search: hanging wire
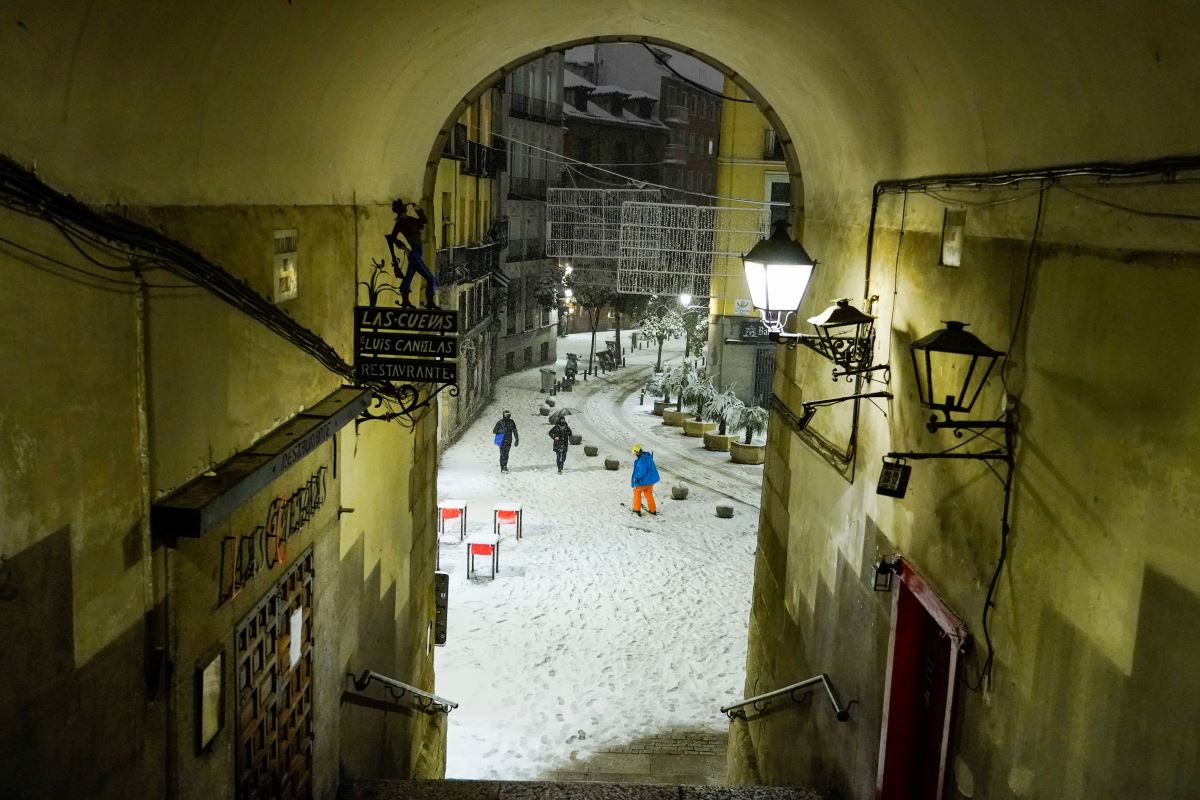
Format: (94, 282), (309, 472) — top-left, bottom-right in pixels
(462, 119), (775, 207)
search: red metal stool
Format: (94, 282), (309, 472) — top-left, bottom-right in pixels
(466, 534), (500, 579)
(493, 503), (523, 540)
(438, 499), (468, 542)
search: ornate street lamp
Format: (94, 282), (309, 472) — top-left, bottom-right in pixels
(797, 298), (888, 380)
(743, 220), (816, 333)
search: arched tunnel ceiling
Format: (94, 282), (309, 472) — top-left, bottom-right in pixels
(3, 1), (1198, 214)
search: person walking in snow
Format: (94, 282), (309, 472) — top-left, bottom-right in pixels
(548, 417), (572, 474)
(629, 444), (660, 516)
(493, 411), (519, 473)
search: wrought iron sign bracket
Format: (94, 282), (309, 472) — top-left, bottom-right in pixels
(355, 381), (459, 429)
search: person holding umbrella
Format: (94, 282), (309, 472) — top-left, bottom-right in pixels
(629, 444), (660, 516)
(548, 414), (573, 474)
(492, 410), (519, 473)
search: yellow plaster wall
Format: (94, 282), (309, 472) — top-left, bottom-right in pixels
(4, 2), (1200, 797)
(735, 186), (1200, 798)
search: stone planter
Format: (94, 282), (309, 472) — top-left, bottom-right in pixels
(539, 406), (550, 416)
(651, 400), (671, 416)
(682, 419), (716, 438)
(569, 434), (583, 446)
(703, 432), (736, 452)
(584, 445), (599, 457)
(671, 483), (689, 500)
(716, 505), (734, 518)
(661, 409), (690, 427)
(730, 441), (766, 465)
(604, 458), (620, 470)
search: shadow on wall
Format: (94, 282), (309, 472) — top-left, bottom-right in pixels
(731, 515), (895, 798)
(338, 535), (407, 780)
(1004, 567), (1200, 799)
(0, 526), (166, 798)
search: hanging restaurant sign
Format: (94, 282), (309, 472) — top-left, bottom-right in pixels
(353, 306), (459, 384)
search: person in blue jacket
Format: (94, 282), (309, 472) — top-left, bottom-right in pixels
(630, 444), (660, 516)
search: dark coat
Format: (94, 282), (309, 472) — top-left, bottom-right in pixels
(548, 421), (572, 452)
(493, 417), (519, 446)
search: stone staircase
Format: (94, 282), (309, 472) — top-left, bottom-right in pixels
(342, 779), (823, 800)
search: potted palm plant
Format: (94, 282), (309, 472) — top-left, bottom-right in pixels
(645, 373), (671, 416)
(730, 404), (769, 464)
(661, 363), (693, 427)
(681, 378), (718, 437)
(702, 389), (743, 452)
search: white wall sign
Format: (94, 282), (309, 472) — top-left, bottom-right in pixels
(733, 298), (755, 316)
(273, 228), (299, 303)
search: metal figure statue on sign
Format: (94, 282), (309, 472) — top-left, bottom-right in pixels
(385, 198), (440, 309)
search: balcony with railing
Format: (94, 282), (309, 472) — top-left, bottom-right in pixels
(510, 92), (564, 123)
(435, 239), (503, 286)
(663, 104), (688, 125)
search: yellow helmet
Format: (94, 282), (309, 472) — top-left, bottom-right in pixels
(631, 444), (642, 455)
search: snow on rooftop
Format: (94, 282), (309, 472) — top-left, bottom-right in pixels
(436, 332), (760, 780)
(563, 71), (594, 89)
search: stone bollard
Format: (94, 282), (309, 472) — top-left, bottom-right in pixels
(547, 399), (556, 407)
(584, 445), (599, 457)
(539, 406), (551, 416)
(569, 434), (583, 445)
(604, 458), (620, 470)
(671, 483), (689, 500)
(716, 505), (734, 518)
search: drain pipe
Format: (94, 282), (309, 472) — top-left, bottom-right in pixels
(133, 275), (176, 797)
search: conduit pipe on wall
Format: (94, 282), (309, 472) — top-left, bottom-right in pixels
(861, 154), (1200, 299)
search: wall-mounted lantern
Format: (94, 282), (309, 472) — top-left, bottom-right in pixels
(882, 319), (1015, 493)
(743, 220), (816, 333)
(910, 321), (1003, 431)
(876, 456), (912, 498)
(872, 556), (902, 592)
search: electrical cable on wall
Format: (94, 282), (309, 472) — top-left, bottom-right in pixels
(0, 155), (381, 397)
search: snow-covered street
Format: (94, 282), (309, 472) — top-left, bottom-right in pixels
(434, 332), (764, 781)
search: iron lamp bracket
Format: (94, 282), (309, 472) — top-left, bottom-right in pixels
(771, 331), (890, 383)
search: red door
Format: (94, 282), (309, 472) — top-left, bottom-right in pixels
(876, 560), (967, 800)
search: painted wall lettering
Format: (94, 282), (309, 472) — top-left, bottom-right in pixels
(218, 466), (328, 605)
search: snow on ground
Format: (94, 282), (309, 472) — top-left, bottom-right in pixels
(435, 332), (765, 780)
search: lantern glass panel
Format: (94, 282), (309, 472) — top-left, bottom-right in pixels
(912, 347), (998, 413)
(745, 260), (814, 314)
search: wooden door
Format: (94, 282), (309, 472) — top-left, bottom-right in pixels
(876, 560), (966, 800)
(236, 547), (314, 800)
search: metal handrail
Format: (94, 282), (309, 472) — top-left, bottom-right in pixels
(721, 674), (852, 722)
(348, 670), (458, 715)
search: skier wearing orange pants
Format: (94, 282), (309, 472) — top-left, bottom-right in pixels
(630, 445), (660, 516)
